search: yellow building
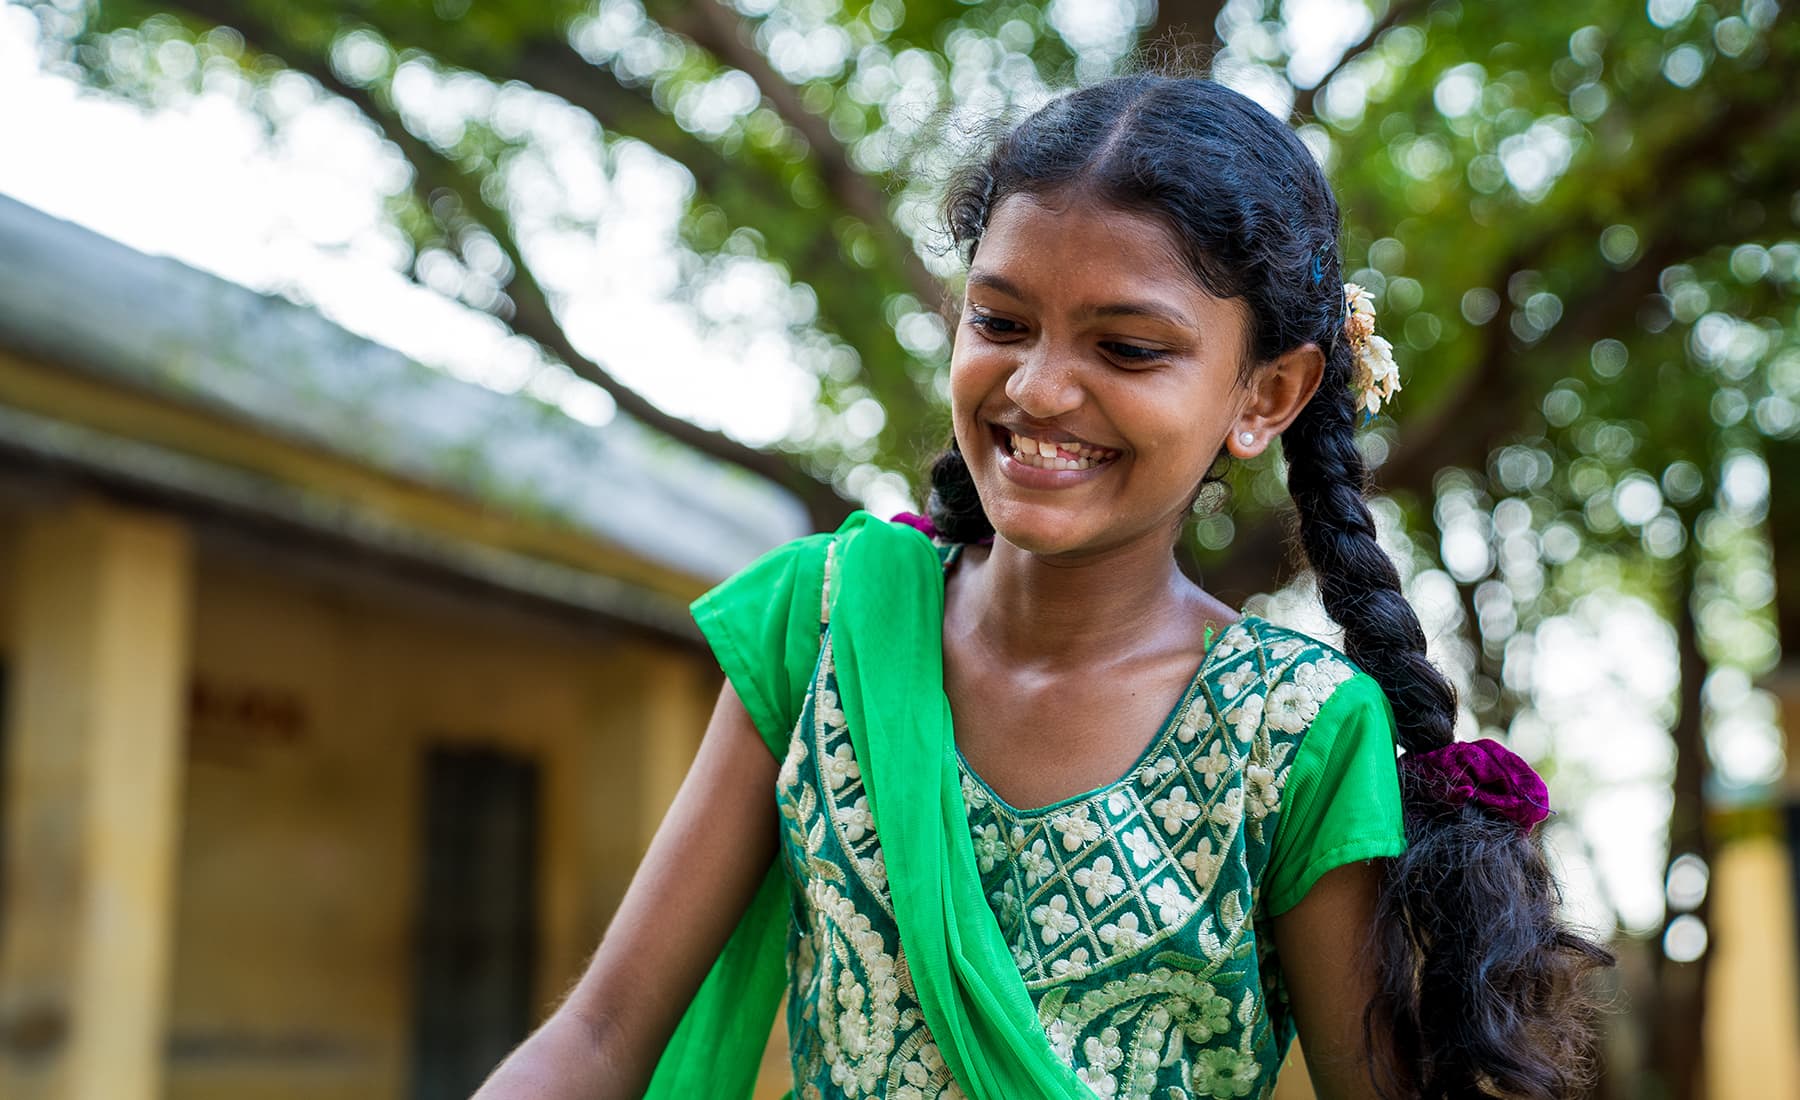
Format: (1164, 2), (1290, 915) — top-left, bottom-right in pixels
(5, 192), (1798, 1100)
(0, 195), (807, 1100)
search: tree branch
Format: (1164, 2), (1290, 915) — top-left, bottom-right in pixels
(159, 0), (855, 524)
(647, 0), (946, 311)
(514, 34), (942, 467)
(1207, 75), (1800, 602)
(1292, 0), (1427, 120)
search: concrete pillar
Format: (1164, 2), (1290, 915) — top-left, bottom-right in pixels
(568, 644), (710, 944)
(585, 645), (710, 854)
(1704, 834), (1800, 1100)
(0, 500), (193, 1100)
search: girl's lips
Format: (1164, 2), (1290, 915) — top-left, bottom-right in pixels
(988, 424), (1119, 489)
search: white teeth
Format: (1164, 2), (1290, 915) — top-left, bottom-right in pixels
(1006, 430), (1116, 471)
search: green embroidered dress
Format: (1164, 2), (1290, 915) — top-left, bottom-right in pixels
(692, 524), (1406, 1100)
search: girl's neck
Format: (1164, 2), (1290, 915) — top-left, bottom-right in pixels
(952, 529), (1207, 669)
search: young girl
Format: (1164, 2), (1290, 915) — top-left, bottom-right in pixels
(474, 74), (1609, 1100)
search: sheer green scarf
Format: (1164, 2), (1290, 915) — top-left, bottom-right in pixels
(647, 511), (1092, 1099)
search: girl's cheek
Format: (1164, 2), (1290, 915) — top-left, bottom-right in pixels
(948, 347), (1010, 414)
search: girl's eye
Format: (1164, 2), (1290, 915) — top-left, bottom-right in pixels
(1103, 341), (1168, 365)
(965, 311), (1024, 337)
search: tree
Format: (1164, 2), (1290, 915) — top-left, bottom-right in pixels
(24, 2), (1800, 1091)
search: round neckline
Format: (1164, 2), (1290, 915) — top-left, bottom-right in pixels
(954, 610), (1261, 819)
(926, 535), (1258, 817)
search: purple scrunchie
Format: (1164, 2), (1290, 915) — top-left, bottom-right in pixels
(889, 511), (995, 545)
(889, 511), (939, 537)
(1400, 738), (1550, 831)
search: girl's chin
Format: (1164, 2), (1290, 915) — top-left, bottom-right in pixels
(979, 490), (1190, 561)
(982, 501), (1110, 556)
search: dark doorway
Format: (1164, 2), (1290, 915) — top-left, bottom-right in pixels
(409, 743), (541, 1100)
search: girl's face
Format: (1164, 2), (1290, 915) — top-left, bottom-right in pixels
(950, 192), (1271, 560)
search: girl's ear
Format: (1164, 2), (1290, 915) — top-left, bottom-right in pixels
(1230, 343), (1326, 454)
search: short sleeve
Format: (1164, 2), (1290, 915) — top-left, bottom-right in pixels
(690, 533), (834, 758)
(1263, 672), (1407, 916)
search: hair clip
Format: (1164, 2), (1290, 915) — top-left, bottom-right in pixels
(1342, 282), (1400, 426)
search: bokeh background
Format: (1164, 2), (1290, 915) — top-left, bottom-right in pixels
(0, 1), (1795, 1098)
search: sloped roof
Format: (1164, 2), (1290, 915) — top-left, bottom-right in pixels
(0, 194), (811, 593)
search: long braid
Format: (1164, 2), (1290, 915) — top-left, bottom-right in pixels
(1284, 343), (1613, 1100)
(933, 71), (1614, 1099)
(1283, 339), (1456, 755)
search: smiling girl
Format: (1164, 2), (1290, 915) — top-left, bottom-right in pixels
(473, 74), (1610, 1100)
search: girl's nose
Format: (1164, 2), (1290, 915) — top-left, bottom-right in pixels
(1003, 346), (1083, 420)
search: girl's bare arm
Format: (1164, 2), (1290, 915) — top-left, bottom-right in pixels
(472, 679), (780, 1099)
(1268, 860), (1392, 1100)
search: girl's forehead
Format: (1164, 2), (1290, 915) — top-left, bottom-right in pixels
(983, 191), (1182, 254)
(970, 193), (1233, 319)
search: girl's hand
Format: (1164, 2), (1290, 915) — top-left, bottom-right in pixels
(471, 679), (780, 1099)
(1269, 860), (1393, 1100)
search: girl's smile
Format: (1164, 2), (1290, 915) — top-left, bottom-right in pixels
(949, 191), (1262, 559)
(992, 424), (1122, 487)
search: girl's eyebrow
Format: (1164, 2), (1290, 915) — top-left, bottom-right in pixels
(967, 269), (1194, 332)
(966, 270), (1029, 300)
(1081, 299), (1193, 331)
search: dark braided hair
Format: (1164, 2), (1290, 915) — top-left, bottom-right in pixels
(929, 74), (1612, 1099)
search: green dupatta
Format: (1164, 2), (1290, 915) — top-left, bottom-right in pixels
(646, 511), (1093, 1099)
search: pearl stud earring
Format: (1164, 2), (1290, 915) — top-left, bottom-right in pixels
(1238, 432), (1254, 446)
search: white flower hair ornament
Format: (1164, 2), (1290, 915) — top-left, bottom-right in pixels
(1341, 282), (1401, 426)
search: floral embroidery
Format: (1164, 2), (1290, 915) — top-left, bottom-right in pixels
(1218, 662), (1258, 700)
(1032, 894), (1080, 945)
(837, 795), (874, 842)
(1097, 911), (1145, 950)
(1175, 703), (1215, 743)
(1045, 1017), (1079, 1063)
(1294, 657), (1355, 703)
(1121, 827), (1161, 869)
(817, 687), (847, 731)
(778, 603), (1391, 1100)
(1145, 879), (1195, 925)
(1191, 1047), (1259, 1098)
(1183, 987), (1235, 1040)
(1245, 765), (1282, 822)
(1051, 947), (1093, 978)
(1137, 755), (1179, 786)
(1051, 806), (1102, 853)
(1076, 1027), (1125, 1097)
(1228, 693), (1265, 743)
(779, 734), (808, 791)
(1151, 786), (1203, 835)
(971, 822), (1004, 873)
(1195, 743), (1230, 788)
(890, 1037), (966, 1100)
(1182, 837), (1225, 886)
(1073, 855), (1126, 906)
(990, 880), (1023, 933)
(859, 851), (889, 892)
(1210, 787), (1245, 831)
(823, 743), (861, 789)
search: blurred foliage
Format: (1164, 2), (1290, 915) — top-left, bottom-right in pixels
(20, 0), (1796, 555)
(18, 1), (1800, 1093)
(23, 0), (1800, 856)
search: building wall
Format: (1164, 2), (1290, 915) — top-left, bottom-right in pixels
(0, 521), (15, 661)
(158, 544), (712, 1100)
